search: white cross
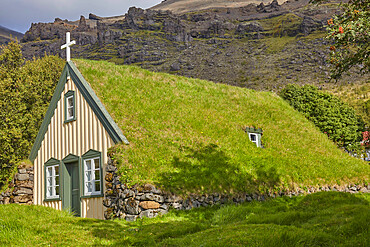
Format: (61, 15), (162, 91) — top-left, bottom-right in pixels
(61, 32), (76, 62)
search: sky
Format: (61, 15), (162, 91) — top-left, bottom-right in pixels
(0, 0), (163, 33)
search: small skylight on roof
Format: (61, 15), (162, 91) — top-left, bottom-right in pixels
(245, 126), (263, 148)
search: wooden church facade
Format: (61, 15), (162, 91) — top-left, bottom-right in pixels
(29, 61), (128, 219)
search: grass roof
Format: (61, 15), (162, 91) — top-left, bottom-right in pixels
(74, 59), (369, 194)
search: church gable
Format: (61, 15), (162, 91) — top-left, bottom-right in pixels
(29, 61), (128, 162)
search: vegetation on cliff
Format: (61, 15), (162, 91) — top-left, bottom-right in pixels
(75, 59), (368, 195)
(0, 42), (64, 189)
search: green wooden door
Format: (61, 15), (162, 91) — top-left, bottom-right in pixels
(64, 162), (81, 217)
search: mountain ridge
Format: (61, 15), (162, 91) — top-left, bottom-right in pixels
(17, 0), (366, 94)
(151, 0), (289, 14)
(0, 25), (24, 44)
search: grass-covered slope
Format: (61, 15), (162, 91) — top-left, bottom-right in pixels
(74, 59), (369, 194)
(0, 192), (369, 246)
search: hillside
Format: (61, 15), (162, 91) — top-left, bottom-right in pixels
(20, 0), (367, 93)
(0, 26), (23, 44)
(0, 192), (369, 246)
(151, 0), (288, 14)
(74, 59), (368, 194)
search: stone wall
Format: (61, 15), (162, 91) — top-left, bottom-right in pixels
(103, 157), (370, 221)
(0, 164), (34, 205)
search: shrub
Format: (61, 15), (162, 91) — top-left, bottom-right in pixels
(280, 84), (364, 147)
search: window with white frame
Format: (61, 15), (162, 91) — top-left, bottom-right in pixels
(249, 133), (259, 147)
(46, 165), (60, 199)
(66, 95), (74, 120)
(84, 157), (101, 195)
(64, 91), (75, 122)
(246, 126), (263, 148)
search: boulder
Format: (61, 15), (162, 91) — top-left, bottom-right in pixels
(4, 197), (10, 204)
(105, 173), (113, 182)
(125, 198), (140, 215)
(15, 180), (33, 189)
(13, 195), (32, 203)
(121, 189), (135, 199)
(17, 173), (29, 181)
(106, 164), (117, 172)
(139, 201), (160, 209)
(140, 193), (164, 203)
(172, 202), (183, 209)
(142, 184), (162, 194)
(17, 168), (27, 174)
(139, 209), (167, 218)
(13, 187), (33, 195)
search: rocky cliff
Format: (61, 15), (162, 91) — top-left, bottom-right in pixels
(151, 0), (288, 14)
(19, 0), (365, 91)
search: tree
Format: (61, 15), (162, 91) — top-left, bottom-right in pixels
(312, 0), (369, 79)
(280, 84), (364, 147)
(0, 41), (64, 188)
(362, 131), (369, 148)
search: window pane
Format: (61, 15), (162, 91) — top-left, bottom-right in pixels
(95, 181), (100, 192)
(55, 175), (59, 186)
(55, 166), (59, 175)
(86, 171), (92, 181)
(68, 97), (73, 107)
(55, 186), (59, 196)
(250, 134), (256, 142)
(47, 187), (52, 197)
(68, 108), (73, 118)
(47, 167), (52, 177)
(86, 182), (92, 193)
(95, 170), (100, 181)
(85, 160), (91, 171)
(47, 177), (52, 187)
(94, 158), (100, 170)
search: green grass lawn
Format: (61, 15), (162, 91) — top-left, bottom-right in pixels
(0, 192), (368, 246)
(74, 59), (369, 195)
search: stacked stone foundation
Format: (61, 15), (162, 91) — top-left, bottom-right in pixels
(0, 164), (34, 205)
(103, 157), (369, 221)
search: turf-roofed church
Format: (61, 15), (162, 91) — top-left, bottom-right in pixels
(29, 33), (128, 219)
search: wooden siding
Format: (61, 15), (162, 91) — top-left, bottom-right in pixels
(33, 77), (115, 219)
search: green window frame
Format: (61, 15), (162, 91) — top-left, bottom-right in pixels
(81, 150), (103, 198)
(64, 90), (76, 123)
(44, 158), (61, 201)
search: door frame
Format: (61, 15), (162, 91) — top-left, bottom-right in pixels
(61, 154), (82, 216)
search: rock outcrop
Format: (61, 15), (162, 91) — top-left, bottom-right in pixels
(19, 0), (362, 91)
